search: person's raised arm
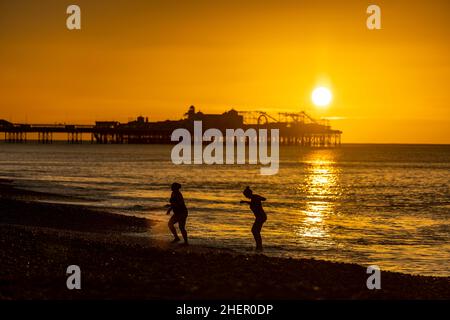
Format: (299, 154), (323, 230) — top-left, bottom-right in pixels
(257, 195), (266, 201)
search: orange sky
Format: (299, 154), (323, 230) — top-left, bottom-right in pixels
(0, 0), (449, 143)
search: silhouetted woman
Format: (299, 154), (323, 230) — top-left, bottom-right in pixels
(166, 182), (188, 245)
(240, 186), (267, 251)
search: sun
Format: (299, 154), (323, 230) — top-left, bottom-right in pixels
(312, 87), (332, 107)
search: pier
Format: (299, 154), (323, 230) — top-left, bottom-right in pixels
(0, 106), (342, 147)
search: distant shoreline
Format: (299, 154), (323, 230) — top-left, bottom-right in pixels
(0, 181), (449, 300)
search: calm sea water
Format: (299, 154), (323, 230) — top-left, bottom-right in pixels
(0, 143), (449, 276)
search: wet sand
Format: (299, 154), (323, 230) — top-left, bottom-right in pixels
(0, 182), (449, 300)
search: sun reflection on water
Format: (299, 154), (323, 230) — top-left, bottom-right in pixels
(296, 150), (340, 244)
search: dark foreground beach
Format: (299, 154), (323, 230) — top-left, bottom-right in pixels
(0, 181), (448, 300)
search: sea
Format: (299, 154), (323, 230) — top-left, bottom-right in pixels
(0, 143), (449, 276)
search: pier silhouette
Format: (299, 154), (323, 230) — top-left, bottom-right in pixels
(0, 106), (342, 146)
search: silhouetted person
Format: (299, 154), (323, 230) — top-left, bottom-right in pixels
(240, 186), (267, 251)
(166, 182), (188, 245)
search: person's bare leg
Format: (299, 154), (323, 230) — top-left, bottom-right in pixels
(252, 221), (263, 251)
(179, 218), (188, 245)
(168, 216), (180, 242)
